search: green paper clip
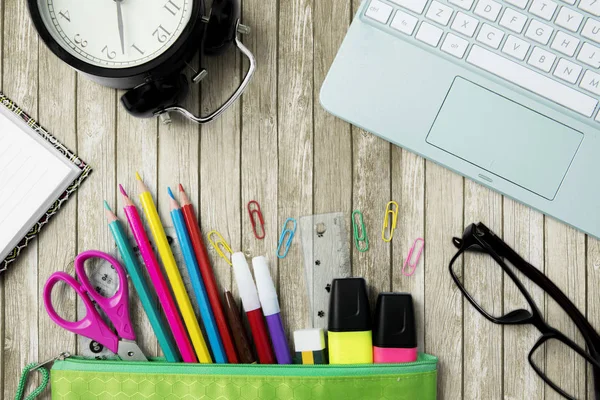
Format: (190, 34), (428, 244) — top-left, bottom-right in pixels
(352, 210), (369, 253)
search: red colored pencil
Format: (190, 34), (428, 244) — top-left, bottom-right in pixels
(178, 184), (240, 363)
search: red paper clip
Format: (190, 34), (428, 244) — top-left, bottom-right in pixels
(247, 200), (265, 239)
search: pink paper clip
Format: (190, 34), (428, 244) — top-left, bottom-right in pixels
(402, 238), (424, 277)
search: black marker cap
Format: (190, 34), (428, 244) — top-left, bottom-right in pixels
(328, 278), (371, 332)
(373, 293), (417, 348)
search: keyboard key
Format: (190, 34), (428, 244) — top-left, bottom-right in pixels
(391, 10), (419, 34)
(506, 0), (529, 9)
(426, 1), (454, 25)
(529, 0), (558, 20)
(577, 42), (600, 68)
(551, 31), (580, 56)
(466, 45), (597, 116)
(365, 0), (393, 23)
(474, 0), (503, 20)
(595, 110), (600, 122)
(579, 0), (600, 16)
(390, 0), (429, 14)
(582, 18), (600, 44)
(560, 0), (576, 5)
(580, 70), (600, 95)
(416, 21), (444, 46)
(525, 19), (554, 44)
(477, 23), (505, 48)
(528, 46), (557, 71)
(502, 35), (530, 59)
(451, 11), (480, 36)
(555, 7), (584, 32)
(553, 58), (583, 83)
(441, 33), (470, 57)
(449, 0), (475, 10)
(500, 8), (528, 33)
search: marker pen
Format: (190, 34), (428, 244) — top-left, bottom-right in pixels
(373, 293), (417, 363)
(231, 252), (276, 364)
(328, 278), (373, 364)
(252, 256), (292, 364)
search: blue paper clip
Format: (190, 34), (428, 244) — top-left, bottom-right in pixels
(277, 218), (297, 259)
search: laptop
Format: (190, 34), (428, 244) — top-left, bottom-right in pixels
(321, 0), (600, 238)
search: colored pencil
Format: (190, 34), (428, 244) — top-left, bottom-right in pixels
(119, 186), (197, 363)
(224, 291), (256, 364)
(168, 188), (227, 363)
(135, 172), (212, 363)
(103, 201), (180, 362)
(179, 184), (239, 363)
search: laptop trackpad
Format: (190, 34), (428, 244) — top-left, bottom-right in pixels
(426, 77), (583, 200)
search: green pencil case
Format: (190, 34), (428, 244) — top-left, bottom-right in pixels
(50, 353), (438, 399)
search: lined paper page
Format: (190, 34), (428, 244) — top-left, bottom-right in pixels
(0, 112), (75, 261)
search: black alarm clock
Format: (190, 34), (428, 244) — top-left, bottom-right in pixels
(27, 0), (255, 124)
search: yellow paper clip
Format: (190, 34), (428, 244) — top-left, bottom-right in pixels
(207, 230), (233, 266)
(381, 201), (399, 242)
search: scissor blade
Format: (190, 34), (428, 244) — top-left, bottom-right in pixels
(117, 340), (148, 362)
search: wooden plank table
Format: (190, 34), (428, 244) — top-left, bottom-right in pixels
(1, 0), (598, 398)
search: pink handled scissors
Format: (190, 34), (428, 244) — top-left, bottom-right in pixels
(43, 250), (148, 361)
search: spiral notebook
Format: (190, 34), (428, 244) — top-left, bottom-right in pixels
(0, 93), (91, 273)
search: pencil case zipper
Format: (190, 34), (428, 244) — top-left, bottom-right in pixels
(52, 353), (438, 377)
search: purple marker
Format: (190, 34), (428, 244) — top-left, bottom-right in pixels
(252, 256), (292, 364)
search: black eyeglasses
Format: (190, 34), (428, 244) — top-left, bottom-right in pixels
(449, 222), (600, 400)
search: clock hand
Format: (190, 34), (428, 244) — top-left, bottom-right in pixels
(115, 0), (125, 55)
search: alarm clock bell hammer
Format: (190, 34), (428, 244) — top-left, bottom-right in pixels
(27, 0), (255, 126)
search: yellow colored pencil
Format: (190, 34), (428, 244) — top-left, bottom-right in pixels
(135, 172), (212, 363)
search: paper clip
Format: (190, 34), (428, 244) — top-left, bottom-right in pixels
(276, 218), (297, 259)
(352, 210), (369, 252)
(402, 238), (424, 276)
(207, 230), (233, 266)
(247, 200), (265, 240)
(381, 201), (399, 242)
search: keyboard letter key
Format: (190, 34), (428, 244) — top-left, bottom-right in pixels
(426, 1), (454, 25)
(555, 7), (583, 32)
(451, 11), (480, 37)
(390, 0), (429, 14)
(577, 42), (600, 68)
(466, 45), (597, 117)
(391, 10), (419, 35)
(477, 23), (505, 48)
(528, 46), (557, 72)
(506, 0), (530, 9)
(502, 35), (530, 59)
(529, 0), (558, 20)
(582, 18), (600, 44)
(474, 0), (503, 21)
(580, 70), (600, 95)
(365, 0), (394, 23)
(579, 0), (600, 16)
(449, 0), (475, 10)
(553, 58), (583, 83)
(500, 8), (528, 33)
(416, 21), (444, 46)
(550, 31), (580, 56)
(525, 19), (554, 44)
(442, 33), (470, 57)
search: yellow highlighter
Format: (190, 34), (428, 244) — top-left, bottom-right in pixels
(136, 172), (212, 363)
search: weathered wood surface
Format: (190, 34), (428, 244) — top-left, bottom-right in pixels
(1, 0), (599, 398)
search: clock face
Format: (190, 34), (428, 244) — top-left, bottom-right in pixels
(36, 0), (193, 69)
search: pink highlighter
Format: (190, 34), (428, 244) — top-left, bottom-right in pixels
(373, 293), (418, 363)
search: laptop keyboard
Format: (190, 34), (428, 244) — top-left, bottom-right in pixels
(364, 0), (600, 120)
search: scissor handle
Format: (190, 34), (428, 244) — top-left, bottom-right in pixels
(43, 271), (120, 354)
(74, 250), (135, 341)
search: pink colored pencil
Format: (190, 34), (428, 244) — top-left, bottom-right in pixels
(119, 184), (197, 363)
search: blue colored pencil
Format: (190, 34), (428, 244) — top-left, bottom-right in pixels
(167, 188), (227, 363)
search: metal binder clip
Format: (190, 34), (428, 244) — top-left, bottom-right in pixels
(247, 200), (265, 240)
(381, 201), (399, 242)
(207, 230), (233, 266)
(352, 210), (369, 253)
(402, 238), (424, 277)
(277, 218), (297, 259)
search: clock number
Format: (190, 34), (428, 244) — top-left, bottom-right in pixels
(59, 10), (71, 22)
(102, 45), (117, 60)
(74, 34), (88, 48)
(131, 44), (145, 55)
(153, 25), (171, 43)
(164, 0), (181, 16)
